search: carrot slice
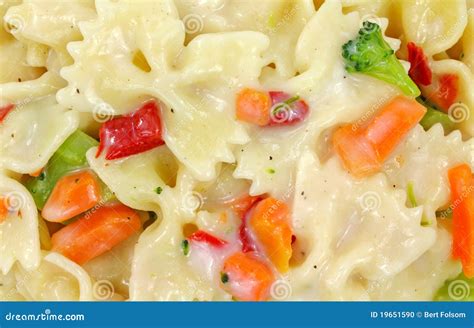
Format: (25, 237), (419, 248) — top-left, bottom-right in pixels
(42, 170), (100, 223)
(221, 251), (274, 301)
(332, 124), (380, 177)
(247, 198), (292, 273)
(236, 88), (271, 126)
(365, 96), (426, 161)
(333, 96), (426, 177)
(51, 203), (141, 264)
(448, 164), (474, 278)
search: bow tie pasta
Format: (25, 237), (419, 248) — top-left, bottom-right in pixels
(0, 0), (472, 302)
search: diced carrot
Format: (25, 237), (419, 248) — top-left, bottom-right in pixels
(430, 74), (459, 112)
(333, 96), (426, 178)
(0, 197), (9, 223)
(365, 96), (426, 161)
(221, 251), (275, 301)
(235, 88), (271, 126)
(51, 203), (141, 264)
(448, 164), (474, 278)
(248, 197), (292, 273)
(332, 124), (380, 177)
(29, 168), (43, 177)
(42, 170), (100, 223)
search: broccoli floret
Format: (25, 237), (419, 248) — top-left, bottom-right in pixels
(342, 21), (420, 97)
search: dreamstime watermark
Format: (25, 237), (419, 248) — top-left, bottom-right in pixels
(270, 279), (292, 300)
(270, 101), (292, 124)
(182, 191), (204, 212)
(92, 102), (114, 123)
(359, 191), (381, 212)
(448, 102), (470, 123)
(3, 14), (25, 34)
(440, 185), (474, 219)
(352, 93), (393, 132)
(3, 191), (26, 213)
(264, 5), (299, 36)
(92, 280), (115, 300)
(447, 279), (471, 300)
(4, 308), (85, 322)
(84, 189), (114, 220)
(182, 14), (204, 34)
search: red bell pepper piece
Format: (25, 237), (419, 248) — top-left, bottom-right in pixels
(433, 74), (459, 112)
(188, 230), (227, 248)
(229, 194), (263, 253)
(0, 104), (14, 123)
(407, 42), (432, 86)
(96, 100), (165, 160)
(268, 91), (309, 126)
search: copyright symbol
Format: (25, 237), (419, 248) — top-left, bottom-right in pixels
(416, 312), (422, 318)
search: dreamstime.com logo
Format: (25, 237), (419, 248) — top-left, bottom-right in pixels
(4, 308), (85, 322)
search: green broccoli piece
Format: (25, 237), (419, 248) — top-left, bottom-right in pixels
(342, 21), (420, 97)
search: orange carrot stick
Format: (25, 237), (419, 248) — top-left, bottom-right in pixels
(51, 203), (141, 264)
(42, 170), (100, 223)
(220, 251), (274, 301)
(333, 96), (426, 177)
(248, 197), (292, 273)
(448, 164), (474, 277)
(235, 88), (271, 126)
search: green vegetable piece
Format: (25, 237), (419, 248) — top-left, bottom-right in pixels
(342, 21), (420, 97)
(406, 182), (418, 207)
(266, 168), (276, 174)
(25, 130), (98, 209)
(181, 239), (190, 256)
(417, 97), (456, 133)
(434, 272), (474, 301)
(406, 181), (430, 226)
(155, 186), (163, 194)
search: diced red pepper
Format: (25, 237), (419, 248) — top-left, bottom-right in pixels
(235, 88), (309, 127)
(96, 100), (165, 160)
(432, 74), (459, 112)
(188, 230), (227, 248)
(407, 42), (432, 86)
(230, 195), (263, 253)
(268, 91), (309, 126)
(0, 104), (14, 123)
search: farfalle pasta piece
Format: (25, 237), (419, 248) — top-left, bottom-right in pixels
(368, 227), (461, 300)
(58, 0), (269, 181)
(0, 95), (79, 174)
(129, 168), (219, 301)
(288, 151), (435, 300)
(14, 252), (94, 301)
(0, 175), (41, 274)
(383, 125), (474, 223)
(4, 0), (96, 67)
(400, 0), (468, 56)
(175, 0), (314, 78)
(86, 146), (178, 212)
